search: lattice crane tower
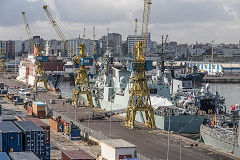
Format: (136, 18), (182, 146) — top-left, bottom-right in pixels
(125, 0), (155, 129)
(43, 6), (93, 107)
(72, 28), (93, 107)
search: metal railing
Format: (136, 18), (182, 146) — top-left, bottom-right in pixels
(51, 110), (152, 160)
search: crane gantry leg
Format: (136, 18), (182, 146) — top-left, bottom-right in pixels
(33, 44), (48, 91)
(72, 44), (93, 107)
(125, 42), (156, 129)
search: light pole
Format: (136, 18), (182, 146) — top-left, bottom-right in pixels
(167, 110), (171, 160)
(179, 138), (182, 160)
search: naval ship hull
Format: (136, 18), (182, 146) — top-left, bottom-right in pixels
(79, 93), (205, 133)
(200, 124), (240, 156)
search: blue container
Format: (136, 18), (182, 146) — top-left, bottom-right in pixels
(45, 144), (50, 160)
(14, 121), (46, 160)
(1, 90), (7, 94)
(0, 152), (10, 160)
(17, 98), (24, 105)
(80, 58), (93, 66)
(9, 151), (40, 160)
(36, 56), (48, 62)
(0, 121), (23, 154)
(13, 96), (20, 100)
(145, 60), (153, 71)
(70, 129), (81, 140)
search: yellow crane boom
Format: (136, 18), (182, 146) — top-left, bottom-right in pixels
(141, 0), (152, 54)
(42, 5), (74, 56)
(125, 0), (155, 129)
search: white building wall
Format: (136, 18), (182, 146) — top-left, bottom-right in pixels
(101, 143), (116, 160)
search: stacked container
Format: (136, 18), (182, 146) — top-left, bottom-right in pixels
(23, 118), (50, 160)
(32, 102), (46, 119)
(0, 115), (17, 122)
(50, 117), (62, 132)
(0, 121), (23, 154)
(14, 121), (46, 160)
(0, 152), (10, 160)
(9, 151), (40, 160)
(69, 123), (81, 141)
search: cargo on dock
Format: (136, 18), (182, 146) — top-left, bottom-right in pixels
(9, 151), (40, 160)
(0, 121), (23, 154)
(61, 150), (95, 160)
(0, 115), (17, 122)
(14, 121), (46, 159)
(32, 102), (46, 118)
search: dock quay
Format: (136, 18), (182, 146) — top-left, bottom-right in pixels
(203, 75), (240, 83)
(1, 77), (239, 160)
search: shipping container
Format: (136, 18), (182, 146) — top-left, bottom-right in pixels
(0, 82), (4, 89)
(0, 121), (23, 154)
(23, 118), (50, 144)
(70, 129), (81, 140)
(13, 95), (20, 100)
(0, 115), (17, 122)
(17, 98), (24, 105)
(0, 152), (10, 160)
(27, 106), (33, 115)
(61, 150), (95, 160)
(9, 151), (40, 160)
(32, 102), (46, 119)
(45, 144), (50, 160)
(50, 118), (62, 132)
(1, 90), (7, 94)
(14, 121), (46, 160)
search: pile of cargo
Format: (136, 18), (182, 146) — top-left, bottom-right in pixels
(61, 150), (95, 160)
(24, 101), (46, 119)
(0, 117), (50, 160)
(50, 116), (81, 141)
(6, 93), (24, 105)
(0, 82), (7, 97)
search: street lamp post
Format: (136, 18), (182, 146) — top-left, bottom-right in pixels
(167, 110), (171, 160)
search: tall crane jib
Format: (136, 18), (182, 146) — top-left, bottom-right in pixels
(125, 0), (156, 129)
(42, 6), (93, 107)
(21, 12), (33, 54)
(42, 5), (74, 56)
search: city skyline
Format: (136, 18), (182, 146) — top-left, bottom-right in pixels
(0, 0), (240, 44)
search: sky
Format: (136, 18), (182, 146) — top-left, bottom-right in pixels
(0, 0), (240, 44)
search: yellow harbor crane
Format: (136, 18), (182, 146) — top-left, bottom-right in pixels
(33, 44), (49, 91)
(22, 11), (48, 91)
(72, 28), (93, 107)
(42, 6), (93, 107)
(0, 48), (7, 74)
(125, 0), (155, 129)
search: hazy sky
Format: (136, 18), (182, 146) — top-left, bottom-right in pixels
(0, 0), (240, 44)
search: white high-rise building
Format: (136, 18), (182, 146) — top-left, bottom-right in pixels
(126, 33), (151, 56)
